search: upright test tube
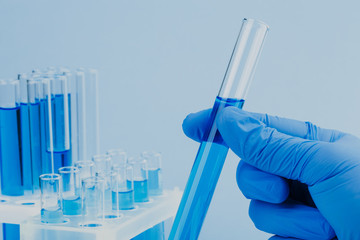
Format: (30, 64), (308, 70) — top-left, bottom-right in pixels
(18, 74), (33, 193)
(107, 149), (127, 169)
(169, 18), (269, 239)
(45, 75), (72, 172)
(142, 151), (162, 196)
(0, 80), (23, 196)
(74, 160), (94, 180)
(77, 68), (100, 159)
(27, 80), (43, 191)
(71, 71), (87, 162)
(128, 156), (149, 203)
(59, 166), (81, 215)
(111, 164), (134, 211)
(92, 154), (112, 211)
(40, 173), (63, 223)
(81, 176), (105, 226)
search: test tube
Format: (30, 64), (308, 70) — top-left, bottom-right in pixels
(0, 80), (23, 196)
(51, 75), (72, 171)
(74, 160), (94, 180)
(40, 173), (63, 223)
(71, 71), (87, 162)
(27, 80), (43, 191)
(92, 154), (112, 211)
(111, 164), (134, 211)
(169, 18), (269, 239)
(77, 68), (100, 159)
(18, 74), (33, 194)
(128, 157), (148, 203)
(142, 151), (163, 196)
(59, 167), (81, 215)
(107, 149), (127, 169)
(81, 176), (105, 225)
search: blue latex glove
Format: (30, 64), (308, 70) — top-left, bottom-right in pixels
(182, 107), (360, 240)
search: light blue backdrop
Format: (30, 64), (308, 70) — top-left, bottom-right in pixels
(1, 0), (360, 239)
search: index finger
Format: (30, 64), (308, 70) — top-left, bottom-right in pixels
(182, 108), (347, 143)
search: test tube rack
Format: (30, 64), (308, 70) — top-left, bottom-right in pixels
(0, 189), (181, 240)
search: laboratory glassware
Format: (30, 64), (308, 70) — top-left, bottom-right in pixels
(40, 173), (63, 223)
(128, 156), (149, 203)
(59, 166), (81, 215)
(27, 80), (43, 191)
(75, 160), (94, 180)
(111, 164), (134, 211)
(81, 176), (105, 226)
(169, 18), (269, 239)
(107, 149), (127, 169)
(0, 80), (23, 196)
(142, 151), (163, 196)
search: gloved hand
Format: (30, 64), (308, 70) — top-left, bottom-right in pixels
(182, 107), (360, 240)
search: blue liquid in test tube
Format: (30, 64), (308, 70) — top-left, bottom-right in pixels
(134, 179), (148, 203)
(169, 19), (269, 239)
(28, 80), (43, 190)
(0, 80), (24, 196)
(18, 75), (33, 193)
(111, 189), (134, 210)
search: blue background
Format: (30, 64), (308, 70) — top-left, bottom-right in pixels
(1, 0), (360, 239)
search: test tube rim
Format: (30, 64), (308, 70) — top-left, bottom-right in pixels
(40, 173), (61, 181)
(74, 160), (95, 167)
(243, 18), (270, 30)
(58, 166), (80, 174)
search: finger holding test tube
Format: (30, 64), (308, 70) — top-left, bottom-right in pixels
(169, 18), (269, 239)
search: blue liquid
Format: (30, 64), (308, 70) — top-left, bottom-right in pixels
(131, 223), (164, 240)
(29, 101), (42, 190)
(3, 223), (20, 240)
(62, 196), (81, 215)
(169, 96), (244, 240)
(40, 99), (50, 174)
(148, 168), (162, 196)
(112, 189), (135, 210)
(20, 103), (33, 192)
(0, 107), (24, 196)
(43, 94), (72, 173)
(41, 207), (63, 223)
(134, 179), (149, 202)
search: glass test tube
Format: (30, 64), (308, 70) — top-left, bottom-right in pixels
(111, 164), (134, 211)
(40, 173), (63, 223)
(107, 149), (127, 169)
(27, 80), (43, 191)
(77, 68), (100, 159)
(169, 18), (269, 239)
(128, 157), (149, 203)
(74, 160), (94, 180)
(142, 151), (163, 196)
(71, 71), (87, 162)
(59, 167), (81, 215)
(47, 75), (72, 172)
(18, 74), (33, 193)
(43, 78), (55, 173)
(81, 176), (105, 225)
(0, 80), (23, 196)
(92, 154), (112, 211)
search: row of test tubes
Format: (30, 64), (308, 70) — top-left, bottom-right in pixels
(40, 150), (163, 226)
